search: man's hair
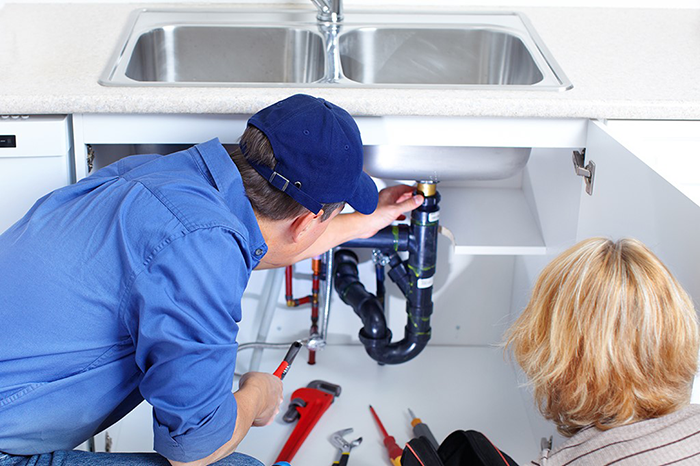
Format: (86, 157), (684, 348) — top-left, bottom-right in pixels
(505, 237), (699, 437)
(230, 125), (344, 221)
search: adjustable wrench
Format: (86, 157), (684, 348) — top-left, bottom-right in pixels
(330, 428), (362, 466)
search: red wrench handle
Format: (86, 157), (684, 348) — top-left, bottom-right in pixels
(275, 388), (335, 462)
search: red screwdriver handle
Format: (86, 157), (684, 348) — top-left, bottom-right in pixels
(369, 406), (404, 466)
(383, 436), (403, 463)
(273, 341), (302, 380)
(273, 361), (289, 379)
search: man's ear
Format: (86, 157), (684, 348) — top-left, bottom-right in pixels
(289, 209), (325, 243)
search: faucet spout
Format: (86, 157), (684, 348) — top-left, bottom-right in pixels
(310, 0), (343, 23)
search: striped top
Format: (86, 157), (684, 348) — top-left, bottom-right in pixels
(532, 404), (700, 466)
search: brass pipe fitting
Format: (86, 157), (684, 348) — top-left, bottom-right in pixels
(416, 182), (437, 197)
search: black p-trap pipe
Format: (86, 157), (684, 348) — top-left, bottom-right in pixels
(334, 190), (440, 364)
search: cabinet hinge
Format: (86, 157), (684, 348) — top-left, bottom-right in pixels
(572, 149), (595, 196)
(541, 435), (553, 451)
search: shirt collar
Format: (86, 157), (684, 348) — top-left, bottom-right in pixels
(193, 138), (268, 262)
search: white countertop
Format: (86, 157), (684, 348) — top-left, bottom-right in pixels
(1, 3), (699, 118)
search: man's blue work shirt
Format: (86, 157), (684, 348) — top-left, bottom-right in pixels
(0, 139), (267, 462)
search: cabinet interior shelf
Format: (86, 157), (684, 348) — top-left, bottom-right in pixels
(438, 186), (546, 255)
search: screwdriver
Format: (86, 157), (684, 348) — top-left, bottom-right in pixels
(272, 341), (302, 380)
(408, 408), (439, 450)
(369, 405), (403, 466)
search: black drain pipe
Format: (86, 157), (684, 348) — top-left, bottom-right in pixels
(334, 250), (391, 343)
(334, 184), (440, 364)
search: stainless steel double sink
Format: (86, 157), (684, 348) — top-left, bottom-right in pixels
(100, 9), (572, 90)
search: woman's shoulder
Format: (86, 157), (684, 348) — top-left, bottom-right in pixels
(532, 404), (700, 466)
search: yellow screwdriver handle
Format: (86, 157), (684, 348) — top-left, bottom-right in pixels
(391, 457), (402, 466)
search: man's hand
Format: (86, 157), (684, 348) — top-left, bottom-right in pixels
(237, 372), (284, 427)
(168, 372), (283, 466)
(257, 183), (424, 268)
(352, 184), (424, 239)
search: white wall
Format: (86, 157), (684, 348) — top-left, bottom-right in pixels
(3, 0), (700, 7)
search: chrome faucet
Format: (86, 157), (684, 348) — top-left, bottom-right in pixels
(311, 0), (345, 82)
(310, 0), (343, 23)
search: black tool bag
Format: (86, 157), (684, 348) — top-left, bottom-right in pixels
(401, 430), (519, 466)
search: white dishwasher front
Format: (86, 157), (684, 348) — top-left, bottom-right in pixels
(0, 115), (73, 234)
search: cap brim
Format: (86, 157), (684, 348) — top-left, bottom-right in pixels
(346, 172), (379, 215)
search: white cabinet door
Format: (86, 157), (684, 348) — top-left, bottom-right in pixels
(0, 115), (72, 234)
(577, 120), (700, 403)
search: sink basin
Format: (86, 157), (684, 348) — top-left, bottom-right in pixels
(363, 146), (531, 182)
(339, 28), (542, 85)
(100, 9), (572, 90)
(125, 26), (325, 83)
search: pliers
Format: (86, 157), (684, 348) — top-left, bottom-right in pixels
(330, 428), (363, 466)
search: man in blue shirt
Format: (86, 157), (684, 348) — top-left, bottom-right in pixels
(0, 95), (423, 466)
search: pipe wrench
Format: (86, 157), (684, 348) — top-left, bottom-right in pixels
(275, 380), (342, 463)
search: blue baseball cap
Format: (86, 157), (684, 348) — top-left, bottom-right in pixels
(243, 94), (378, 215)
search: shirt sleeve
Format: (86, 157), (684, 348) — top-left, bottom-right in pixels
(123, 227), (251, 463)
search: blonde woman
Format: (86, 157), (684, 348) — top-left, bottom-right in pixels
(506, 238), (700, 465)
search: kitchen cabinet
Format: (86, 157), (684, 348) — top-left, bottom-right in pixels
(577, 121), (700, 299)
(0, 115), (72, 234)
(66, 115), (700, 464)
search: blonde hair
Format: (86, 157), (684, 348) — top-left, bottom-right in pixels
(505, 238), (699, 436)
